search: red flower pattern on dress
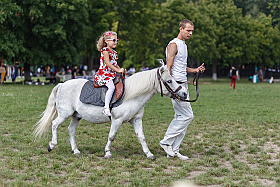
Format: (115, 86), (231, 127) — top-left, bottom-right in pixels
(94, 47), (118, 86)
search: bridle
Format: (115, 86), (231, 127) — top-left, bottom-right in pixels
(157, 68), (200, 102)
(157, 69), (182, 98)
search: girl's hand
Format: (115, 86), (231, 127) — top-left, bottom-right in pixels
(118, 68), (125, 73)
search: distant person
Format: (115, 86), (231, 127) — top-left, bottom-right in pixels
(37, 67), (41, 77)
(81, 66), (87, 76)
(269, 76), (274, 84)
(229, 66), (238, 89)
(140, 65), (146, 72)
(59, 67), (65, 75)
(84, 65), (88, 71)
(72, 66), (79, 78)
(49, 72), (57, 85)
(258, 69), (263, 82)
(0, 57), (6, 84)
(12, 61), (20, 83)
(127, 65), (136, 76)
(94, 31), (126, 116)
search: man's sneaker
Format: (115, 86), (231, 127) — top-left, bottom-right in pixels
(167, 152), (189, 160)
(175, 152), (189, 160)
(167, 154), (173, 158)
(103, 107), (111, 116)
(159, 143), (175, 157)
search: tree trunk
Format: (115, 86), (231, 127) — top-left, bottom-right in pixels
(212, 60), (217, 81)
(24, 62), (31, 82)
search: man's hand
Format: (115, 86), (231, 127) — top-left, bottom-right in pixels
(186, 63), (206, 73)
(197, 63), (205, 73)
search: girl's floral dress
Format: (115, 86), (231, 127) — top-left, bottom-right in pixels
(94, 47), (118, 86)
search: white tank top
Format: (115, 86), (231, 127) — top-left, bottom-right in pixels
(166, 38), (188, 82)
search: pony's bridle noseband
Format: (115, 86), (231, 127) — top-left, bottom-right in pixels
(157, 68), (200, 102)
(157, 69), (182, 98)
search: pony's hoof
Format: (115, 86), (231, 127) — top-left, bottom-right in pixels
(48, 145), (52, 152)
(72, 150), (81, 156)
(148, 155), (156, 160)
(146, 152), (156, 160)
(104, 154), (112, 159)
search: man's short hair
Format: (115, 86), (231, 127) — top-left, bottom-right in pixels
(179, 19), (194, 29)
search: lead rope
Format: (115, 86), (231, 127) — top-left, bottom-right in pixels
(180, 71), (200, 102)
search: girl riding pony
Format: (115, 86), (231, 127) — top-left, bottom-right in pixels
(94, 31), (125, 116)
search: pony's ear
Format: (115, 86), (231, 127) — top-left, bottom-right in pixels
(159, 65), (168, 75)
(156, 59), (165, 67)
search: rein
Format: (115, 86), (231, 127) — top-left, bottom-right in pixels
(157, 68), (200, 102)
(180, 71), (200, 102)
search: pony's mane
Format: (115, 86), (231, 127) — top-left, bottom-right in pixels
(123, 68), (158, 101)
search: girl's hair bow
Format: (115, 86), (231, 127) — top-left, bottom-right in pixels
(103, 32), (112, 37)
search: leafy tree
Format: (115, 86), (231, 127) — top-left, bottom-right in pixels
(0, 1), (24, 63)
(250, 14), (280, 68)
(193, 0), (248, 80)
(84, 0), (115, 70)
(268, 0), (280, 30)
(233, 0), (270, 17)
(2, 0), (280, 81)
(112, 0), (162, 69)
(159, 0), (247, 80)
(3, 0), (89, 81)
(197, 0), (280, 79)
(156, 0), (195, 65)
(157, 0), (280, 80)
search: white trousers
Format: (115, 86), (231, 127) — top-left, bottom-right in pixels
(104, 79), (115, 108)
(160, 83), (194, 152)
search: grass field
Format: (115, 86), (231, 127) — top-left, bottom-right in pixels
(0, 77), (280, 187)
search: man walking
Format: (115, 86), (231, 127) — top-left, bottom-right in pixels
(159, 19), (205, 160)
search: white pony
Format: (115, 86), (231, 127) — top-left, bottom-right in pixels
(33, 66), (188, 159)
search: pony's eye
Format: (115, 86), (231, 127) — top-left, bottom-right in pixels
(167, 80), (172, 84)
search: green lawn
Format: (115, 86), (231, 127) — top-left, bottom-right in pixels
(0, 78), (280, 187)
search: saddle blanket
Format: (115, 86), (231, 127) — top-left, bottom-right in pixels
(79, 80), (124, 108)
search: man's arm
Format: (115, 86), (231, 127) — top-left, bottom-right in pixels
(166, 43), (177, 76)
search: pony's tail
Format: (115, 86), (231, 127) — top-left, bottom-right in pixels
(33, 84), (61, 140)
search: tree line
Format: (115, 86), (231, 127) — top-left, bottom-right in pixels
(1, 0), (280, 80)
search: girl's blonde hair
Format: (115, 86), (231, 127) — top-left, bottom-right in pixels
(96, 31), (117, 52)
